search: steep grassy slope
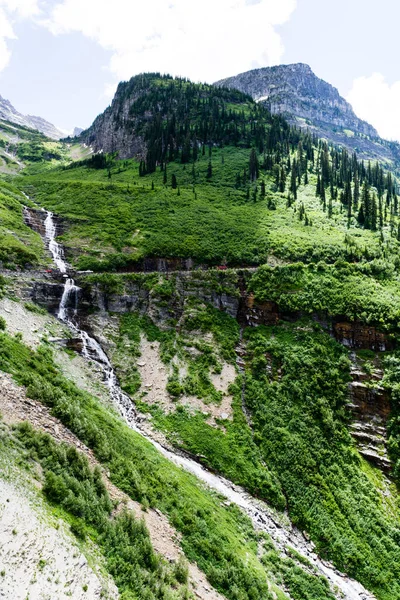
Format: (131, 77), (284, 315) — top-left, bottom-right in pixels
(15, 74), (398, 273)
(16, 77), (399, 271)
(2, 73), (400, 599)
(0, 179), (45, 268)
(0, 420), (118, 599)
(0, 118), (89, 175)
(80, 268), (400, 600)
(0, 317), (340, 600)
(19, 146), (395, 272)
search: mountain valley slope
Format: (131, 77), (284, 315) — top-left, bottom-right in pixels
(1, 71), (400, 600)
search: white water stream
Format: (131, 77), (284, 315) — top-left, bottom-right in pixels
(40, 209), (375, 600)
(44, 211), (67, 274)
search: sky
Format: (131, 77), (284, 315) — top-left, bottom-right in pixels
(0, 0), (399, 139)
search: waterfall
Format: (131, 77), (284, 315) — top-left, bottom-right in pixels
(58, 278), (79, 322)
(44, 211), (67, 274)
(43, 210), (138, 422)
(34, 210), (374, 600)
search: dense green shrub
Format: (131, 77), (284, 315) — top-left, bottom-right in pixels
(243, 322), (400, 598)
(14, 422), (188, 599)
(0, 329), (325, 600)
(249, 262), (400, 329)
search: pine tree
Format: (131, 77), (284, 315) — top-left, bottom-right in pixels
(171, 174), (177, 189)
(260, 180), (266, 198)
(181, 132), (191, 163)
(379, 196), (384, 230)
(207, 161), (213, 179)
(316, 173), (321, 197)
(321, 179), (326, 211)
(249, 148), (259, 181)
(361, 181), (371, 229)
(344, 181), (352, 207)
(353, 173), (360, 210)
(290, 159), (297, 200)
(357, 204), (365, 226)
(280, 167), (287, 193)
(274, 165), (280, 190)
(192, 136), (198, 162)
(371, 193), (377, 231)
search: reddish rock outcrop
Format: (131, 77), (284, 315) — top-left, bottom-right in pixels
(334, 322), (393, 351)
(347, 362), (392, 472)
(23, 207), (47, 237)
(243, 293), (280, 326)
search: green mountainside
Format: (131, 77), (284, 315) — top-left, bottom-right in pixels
(215, 63), (400, 172)
(1, 72), (400, 599)
(19, 74), (400, 272)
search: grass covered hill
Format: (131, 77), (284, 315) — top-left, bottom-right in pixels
(16, 74), (400, 273)
(78, 72), (292, 164)
(0, 179), (45, 268)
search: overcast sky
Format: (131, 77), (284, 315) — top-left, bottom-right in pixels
(0, 0), (399, 139)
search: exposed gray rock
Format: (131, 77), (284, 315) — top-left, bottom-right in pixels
(215, 63), (400, 163)
(0, 95), (63, 139)
(347, 357), (392, 472)
(216, 63), (377, 137)
(72, 127), (84, 137)
(79, 79), (146, 158)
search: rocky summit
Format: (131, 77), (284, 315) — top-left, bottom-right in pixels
(216, 63), (400, 165)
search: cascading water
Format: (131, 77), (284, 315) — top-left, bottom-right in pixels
(44, 210), (138, 423)
(44, 211), (67, 274)
(58, 278), (79, 321)
(39, 209), (374, 600)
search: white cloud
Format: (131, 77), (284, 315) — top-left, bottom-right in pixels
(0, 0), (40, 18)
(0, 0), (40, 73)
(42, 0), (297, 89)
(0, 8), (15, 72)
(347, 73), (400, 142)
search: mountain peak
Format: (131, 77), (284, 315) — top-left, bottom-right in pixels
(215, 63), (378, 141)
(0, 95), (63, 139)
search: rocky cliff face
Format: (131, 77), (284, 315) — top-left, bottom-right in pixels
(347, 358), (391, 472)
(216, 64), (377, 138)
(27, 268), (395, 476)
(79, 79), (146, 158)
(215, 64), (399, 163)
(0, 95), (63, 140)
